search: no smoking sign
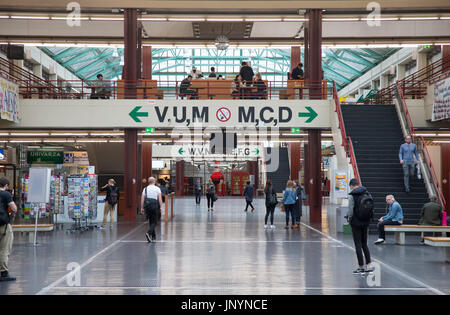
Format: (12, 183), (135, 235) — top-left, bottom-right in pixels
(216, 107), (231, 122)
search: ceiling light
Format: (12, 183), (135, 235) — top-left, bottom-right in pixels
(11, 16), (50, 20)
(51, 16), (89, 20)
(108, 140), (124, 143)
(400, 17), (439, 20)
(0, 16), (9, 19)
(90, 132), (123, 136)
(206, 18), (244, 22)
(10, 132), (49, 136)
(90, 17), (124, 21)
(51, 132), (89, 136)
(433, 140), (450, 143)
(323, 18), (360, 21)
(168, 18), (205, 22)
(245, 18), (282, 22)
(0, 132), (9, 136)
(437, 133), (450, 137)
(139, 17), (168, 21)
(76, 139), (108, 143)
(9, 140), (42, 143)
(360, 17), (399, 21)
(440, 17), (450, 20)
(283, 18), (307, 22)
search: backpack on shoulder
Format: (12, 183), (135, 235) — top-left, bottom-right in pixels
(108, 187), (119, 206)
(355, 192), (374, 221)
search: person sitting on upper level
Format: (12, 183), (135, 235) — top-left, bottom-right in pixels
(189, 67), (203, 79)
(180, 75), (198, 99)
(290, 63), (304, 80)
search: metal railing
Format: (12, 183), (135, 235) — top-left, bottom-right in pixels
(12, 79), (333, 100)
(395, 83), (446, 213)
(333, 81), (361, 185)
(368, 54), (450, 104)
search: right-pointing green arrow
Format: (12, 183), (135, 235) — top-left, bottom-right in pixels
(298, 106), (318, 123)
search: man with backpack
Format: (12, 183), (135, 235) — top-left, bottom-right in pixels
(347, 178), (374, 274)
(99, 179), (120, 230)
(0, 177), (17, 282)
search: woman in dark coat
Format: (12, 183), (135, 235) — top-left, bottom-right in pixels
(264, 180), (277, 229)
(243, 181), (254, 212)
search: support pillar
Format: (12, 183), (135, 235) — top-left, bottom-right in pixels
(380, 74), (388, 89)
(416, 50), (428, 72)
(443, 45), (450, 73)
(123, 8), (139, 221)
(142, 142), (153, 183)
(32, 64), (42, 78)
(142, 46), (152, 79)
(289, 142), (301, 181)
(304, 9), (323, 223)
(249, 160), (259, 197)
(124, 129), (138, 222)
(396, 64), (406, 81)
(176, 160), (185, 196)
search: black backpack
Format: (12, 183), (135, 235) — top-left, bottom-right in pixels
(109, 187), (119, 206)
(355, 192), (374, 221)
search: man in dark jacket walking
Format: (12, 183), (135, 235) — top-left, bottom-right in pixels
(347, 178), (374, 274)
(243, 181), (254, 212)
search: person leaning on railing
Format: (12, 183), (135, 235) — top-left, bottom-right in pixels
(90, 74), (111, 99)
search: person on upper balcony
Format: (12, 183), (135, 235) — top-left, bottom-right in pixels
(399, 135), (420, 193)
(91, 74), (111, 99)
(290, 63), (304, 80)
(180, 75), (198, 99)
(239, 61), (254, 99)
(189, 67), (203, 79)
(208, 67), (217, 78)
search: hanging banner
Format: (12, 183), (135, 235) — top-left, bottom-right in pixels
(333, 170), (348, 199)
(432, 76), (450, 122)
(0, 77), (19, 122)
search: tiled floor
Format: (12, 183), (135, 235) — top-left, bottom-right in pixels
(1, 197), (449, 295)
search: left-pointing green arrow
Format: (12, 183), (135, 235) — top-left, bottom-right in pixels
(178, 148), (184, 155)
(129, 106), (149, 123)
(298, 106), (318, 123)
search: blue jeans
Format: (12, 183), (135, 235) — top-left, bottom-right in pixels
(403, 162), (415, 191)
(285, 204), (295, 226)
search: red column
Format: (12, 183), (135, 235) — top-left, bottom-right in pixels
(248, 160), (259, 197)
(176, 160), (185, 196)
(142, 142), (153, 182)
(123, 9), (139, 222)
(142, 46), (152, 80)
(443, 45), (450, 74)
(305, 9), (323, 223)
(289, 142), (301, 181)
(291, 46), (301, 76)
(442, 144), (450, 213)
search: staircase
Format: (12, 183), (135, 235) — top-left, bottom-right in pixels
(341, 105), (429, 231)
(265, 147), (290, 193)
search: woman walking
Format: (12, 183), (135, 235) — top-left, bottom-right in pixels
(264, 180), (277, 229)
(206, 179), (216, 211)
(282, 180), (297, 229)
(243, 181), (255, 212)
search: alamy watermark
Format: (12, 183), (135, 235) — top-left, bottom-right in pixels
(66, 2), (81, 27)
(66, 262), (81, 287)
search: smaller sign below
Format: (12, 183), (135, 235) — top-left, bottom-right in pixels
(64, 151), (89, 166)
(145, 128), (155, 133)
(291, 128), (301, 134)
(152, 160), (165, 169)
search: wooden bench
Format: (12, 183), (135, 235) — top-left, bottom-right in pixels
(12, 224), (54, 243)
(424, 237), (450, 262)
(385, 225), (450, 245)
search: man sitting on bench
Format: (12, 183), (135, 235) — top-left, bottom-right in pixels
(375, 194), (403, 245)
(419, 195), (443, 243)
(180, 75), (198, 99)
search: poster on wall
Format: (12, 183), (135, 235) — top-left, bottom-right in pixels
(334, 170), (348, 199)
(0, 77), (19, 122)
(432, 76), (450, 122)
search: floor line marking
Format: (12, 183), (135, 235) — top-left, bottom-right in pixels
(35, 223), (146, 295)
(48, 286), (434, 292)
(120, 240), (333, 243)
(300, 222), (446, 296)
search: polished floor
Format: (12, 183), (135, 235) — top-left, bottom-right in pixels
(1, 197), (449, 295)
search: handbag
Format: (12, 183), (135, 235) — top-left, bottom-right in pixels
(213, 193), (218, 202)
(269, 193), (277, 206)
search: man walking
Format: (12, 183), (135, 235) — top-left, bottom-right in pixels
(0, 177), (17, 281)
(375, 195), (403, 245)
(347, 179), (374, 274)
(195, 179), (202, 205)
(243, 181), (255, 212)
(140, 177), (163, 243)
(399, 135), (420, 193)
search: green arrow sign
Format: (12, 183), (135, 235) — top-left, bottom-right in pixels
(178, 148), (185, 155)
(253, 148), (260, 155)
(291, 128), (301, 133)
(298, 106), (318, 123)
(145, 128), (155, 133)
(129, 106), (148, 123)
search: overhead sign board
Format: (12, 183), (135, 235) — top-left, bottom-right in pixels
(27, 151), (64, 165)
(11, 99), (332, 129)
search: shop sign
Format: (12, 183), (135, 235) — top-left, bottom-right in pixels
(64, 151), (89, 166)
(0, 77), (19, 123)
(27, 151), (64, 164)
(333, 170), (348, 199)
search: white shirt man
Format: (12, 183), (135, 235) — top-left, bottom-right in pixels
(140, 177), (163, 243)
